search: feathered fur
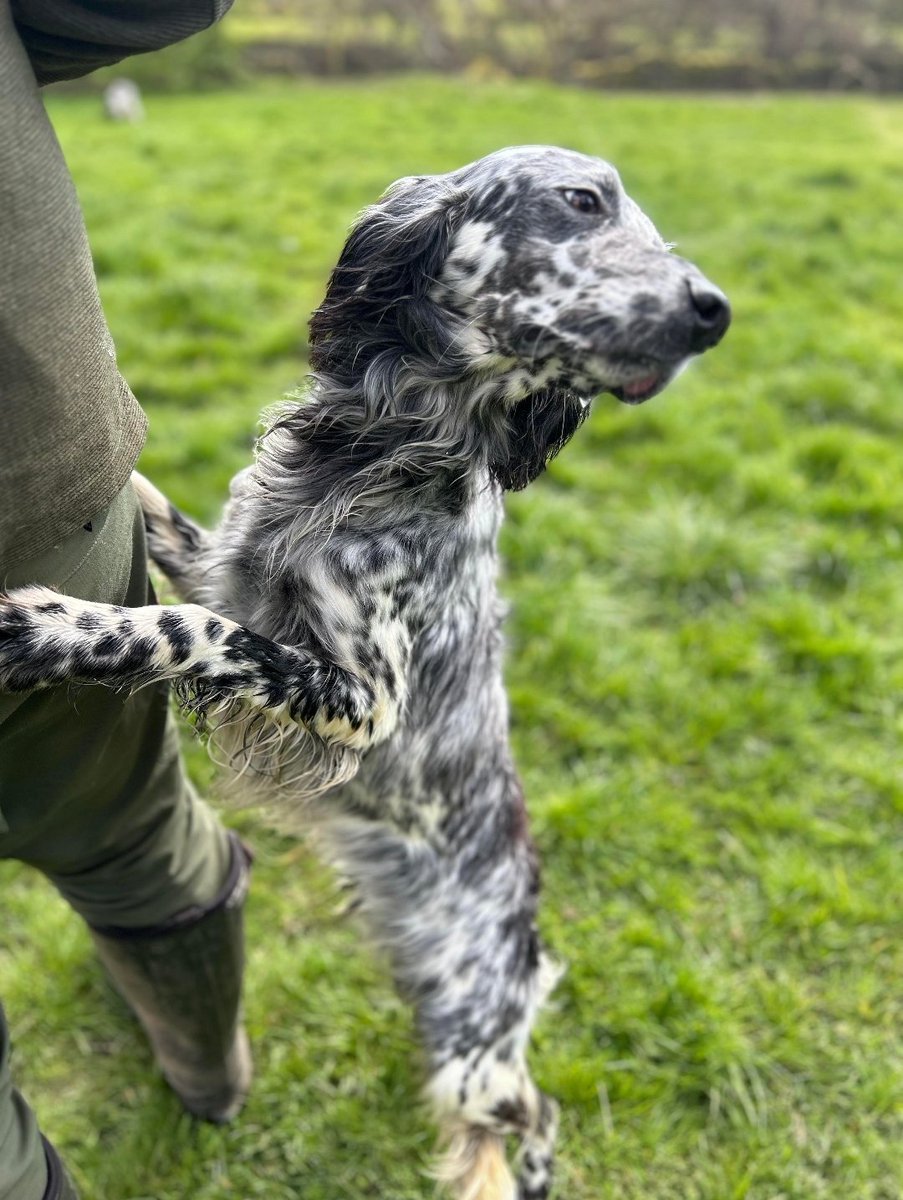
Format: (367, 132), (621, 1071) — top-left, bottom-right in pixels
(0, 145), (729, 1198)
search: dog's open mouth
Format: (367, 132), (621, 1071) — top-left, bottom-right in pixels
(610, 370), (669, 405)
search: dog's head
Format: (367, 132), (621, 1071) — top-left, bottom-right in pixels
(311, 145), (729, 405)
(309, 146), (729, 489)
(437, 145), (730, 403)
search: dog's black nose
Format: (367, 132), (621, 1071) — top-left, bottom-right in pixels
(687, 279), (731, 351)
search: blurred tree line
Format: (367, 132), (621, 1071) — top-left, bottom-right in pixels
(71, 0), (903, 91)
(232, 0), (903, 89)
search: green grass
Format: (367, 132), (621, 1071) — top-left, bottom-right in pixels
(2, 79), (902, 1199)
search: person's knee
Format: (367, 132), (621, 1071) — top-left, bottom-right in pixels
(45, 763), (234, 933)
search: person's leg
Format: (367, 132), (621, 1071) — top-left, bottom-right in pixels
(87, 835), (252, 1125)
(0, 1005), (76, 1200)
(0, 2), (249, 1186)
(0, 484), (252, 1199)
(0, 1001), (45, 1200)
(0, 484), (232, 925)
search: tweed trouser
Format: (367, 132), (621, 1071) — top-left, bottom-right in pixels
(0, 484), (234, 1199)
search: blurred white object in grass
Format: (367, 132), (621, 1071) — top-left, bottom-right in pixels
(102, 79), (144, 123)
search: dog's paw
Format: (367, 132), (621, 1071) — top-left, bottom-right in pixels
(296, 665), (377, 750)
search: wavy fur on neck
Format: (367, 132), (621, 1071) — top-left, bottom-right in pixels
(252, 172), (587, 565)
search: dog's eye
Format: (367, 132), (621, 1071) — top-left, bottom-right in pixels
(562, 188), (602, 215)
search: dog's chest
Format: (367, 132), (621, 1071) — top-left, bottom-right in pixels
(292, 495), (501, 651)
(327, 510), (511, 832)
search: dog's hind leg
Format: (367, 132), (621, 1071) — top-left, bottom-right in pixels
(426, 972), (561, 1200)
(131, 471), (212, 603)
(324, 801), (560, 1200)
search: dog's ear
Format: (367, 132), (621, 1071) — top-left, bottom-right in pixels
(489, 391), (589, 492)
(310, 176), (469, 375)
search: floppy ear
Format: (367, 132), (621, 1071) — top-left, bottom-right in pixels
(489, 390), (589, 491)
(310, 176), (469, 376)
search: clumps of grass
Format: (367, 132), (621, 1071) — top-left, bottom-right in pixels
(612, 496), (797, 611)
(0, 82), (899, 1200)
(763, 596), (878, 707)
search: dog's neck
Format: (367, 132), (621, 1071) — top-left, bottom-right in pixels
(244, 366), (590, 598)
(262, 365), (588, 507)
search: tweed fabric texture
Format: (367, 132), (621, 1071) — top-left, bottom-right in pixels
(0, 0), (232, 566)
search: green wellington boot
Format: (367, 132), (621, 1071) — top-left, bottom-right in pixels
(89, 835), (253, 1123)
(41, 1137), (78, 1199)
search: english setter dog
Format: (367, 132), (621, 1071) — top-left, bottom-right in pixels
(0, 146), (729, 1199)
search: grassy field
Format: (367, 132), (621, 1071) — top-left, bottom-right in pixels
(1, 79), (902, 1199)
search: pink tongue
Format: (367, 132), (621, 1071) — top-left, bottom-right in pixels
(624, 373), (660, 398)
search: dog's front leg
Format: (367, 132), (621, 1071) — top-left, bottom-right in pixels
(0, 586), (376, 749)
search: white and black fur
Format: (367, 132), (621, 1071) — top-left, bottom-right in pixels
(0, 147), (729, 1199)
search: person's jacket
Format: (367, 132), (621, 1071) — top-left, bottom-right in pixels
(0, 0), (232, 566)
